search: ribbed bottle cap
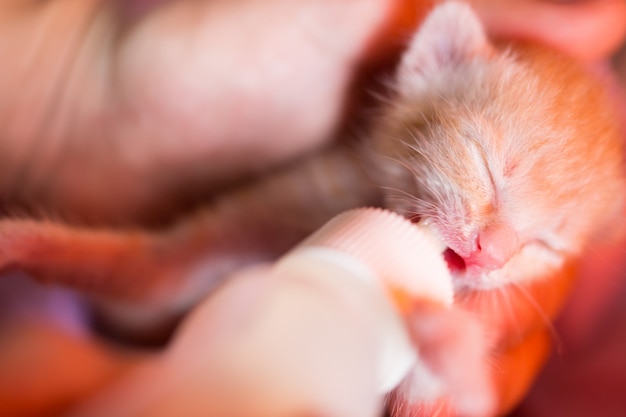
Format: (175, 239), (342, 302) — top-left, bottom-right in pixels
(296, 207), (453, 308)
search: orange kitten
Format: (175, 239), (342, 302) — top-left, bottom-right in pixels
(369, 4), (623, 414)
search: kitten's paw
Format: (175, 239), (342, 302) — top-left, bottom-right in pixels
(388, 305), (495, 417)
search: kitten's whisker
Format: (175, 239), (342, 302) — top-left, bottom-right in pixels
(379, 189), (438, 213)
(377, 151), (448, 208)
(401, 130), (437, 165)
(510, 281), (562, 352)
(495, 285), (526, 347)
(376, 178), (441, 217)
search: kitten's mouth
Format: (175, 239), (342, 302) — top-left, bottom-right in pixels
(409, 215), (468, 278)
(443, 248), (466, 275)
(409, 217), (468, 275)
(442, 246), (497, 289)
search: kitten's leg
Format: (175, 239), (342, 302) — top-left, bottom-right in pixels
(0, 144), (379, 328)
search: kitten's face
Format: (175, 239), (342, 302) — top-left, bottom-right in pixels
(370, 6), (624, 289)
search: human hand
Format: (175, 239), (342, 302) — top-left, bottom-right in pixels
(66, 208), (493, 417)
(0, 0), (421, 224)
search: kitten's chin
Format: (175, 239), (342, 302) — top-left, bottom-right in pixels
(453, 265), (490, 290)
(451, 244), (566, 292)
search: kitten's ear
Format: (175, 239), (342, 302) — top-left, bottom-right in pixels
(397, 1), (492, 91)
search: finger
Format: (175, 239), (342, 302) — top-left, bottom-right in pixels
(468, 0), (626, 63)
(0, 218), (188, 303)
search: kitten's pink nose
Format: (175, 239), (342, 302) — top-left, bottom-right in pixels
(465, 224), (518, 270)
